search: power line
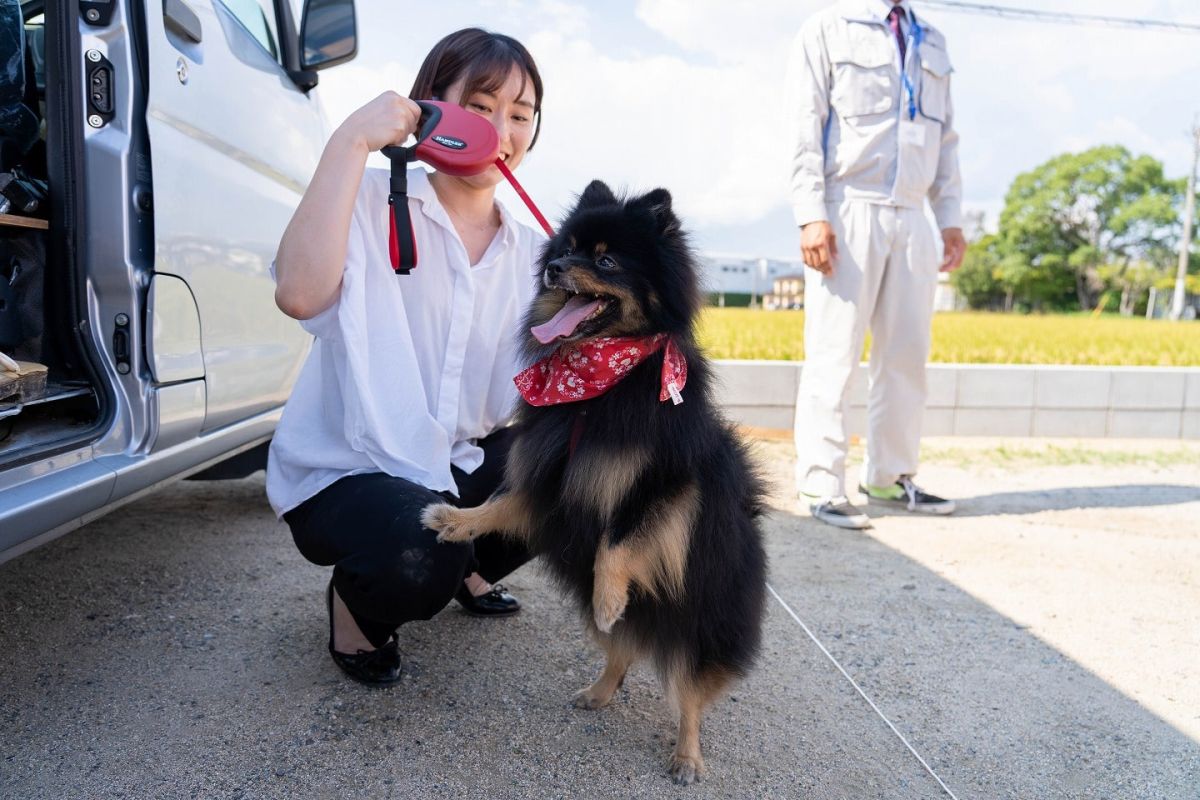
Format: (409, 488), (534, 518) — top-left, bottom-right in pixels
(917, 1), (1200, 34)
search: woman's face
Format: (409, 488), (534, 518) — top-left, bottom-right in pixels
(442, 65), (537, 189)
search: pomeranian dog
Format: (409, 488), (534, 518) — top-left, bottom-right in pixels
(423, 180), (767, 785)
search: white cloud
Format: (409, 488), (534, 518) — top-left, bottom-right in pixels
(519, 29), (792, 227)
(1058, 115), (1194, 167)
(633, 0), (824, 61)
(937, 7), (1200, 84)
(310, 0), (1200, 258)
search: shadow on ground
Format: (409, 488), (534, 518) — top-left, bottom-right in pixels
(0, 471), (1197, 799)
(863, 483), (1200, 518)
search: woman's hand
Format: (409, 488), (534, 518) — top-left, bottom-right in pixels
(275, 93), (423, 320)
(334, 91), (424, 154)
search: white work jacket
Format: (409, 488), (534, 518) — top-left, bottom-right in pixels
(786, 0), (962, 230)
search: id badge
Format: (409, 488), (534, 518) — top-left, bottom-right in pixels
(898, 120), (926, 147)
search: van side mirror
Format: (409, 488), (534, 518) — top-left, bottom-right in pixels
(299, 0), (357, 71)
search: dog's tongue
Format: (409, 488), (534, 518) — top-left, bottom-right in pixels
(531, 294), (602, 344)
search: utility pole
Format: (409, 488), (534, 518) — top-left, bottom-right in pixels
(756, 258), (769, 309)
(1171, 122), (1200, 320)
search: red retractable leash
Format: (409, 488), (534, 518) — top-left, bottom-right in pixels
(383, 102), (689, 408)
(384, 100), (554, 274)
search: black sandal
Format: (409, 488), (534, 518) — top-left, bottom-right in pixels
(326, 580), (402, 686)
(455, 582), (521, 617)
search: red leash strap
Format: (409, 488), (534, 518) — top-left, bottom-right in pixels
(388, 193), (418, 273)
(384, 144), (417, 274)
(495, 158), (555, 237)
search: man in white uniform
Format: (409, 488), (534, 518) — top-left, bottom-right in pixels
(786, 0), (966, 529)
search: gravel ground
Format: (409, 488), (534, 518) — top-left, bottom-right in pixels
(1, 436), (1197, 799)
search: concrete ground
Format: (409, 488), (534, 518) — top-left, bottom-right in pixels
(1, 436), (1198, 799)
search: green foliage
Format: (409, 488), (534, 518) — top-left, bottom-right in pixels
(704, 292), (753, 307)
(969, 145), (1192, 313)
(949, 234), (1003, 309)
(1153, 273), (1200, 294)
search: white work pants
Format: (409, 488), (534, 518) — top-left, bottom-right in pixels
(794, 201), (939, 498)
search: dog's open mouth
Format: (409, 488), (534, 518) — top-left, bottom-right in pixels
(531, 292), (610, 344)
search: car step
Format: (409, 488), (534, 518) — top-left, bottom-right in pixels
(0, 358), (49, 406)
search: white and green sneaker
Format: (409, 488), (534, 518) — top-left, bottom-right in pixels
(859, 475), (956, 515)
(805, 495), (872, 530)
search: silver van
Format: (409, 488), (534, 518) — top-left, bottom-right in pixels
(0, 0), (355, 562)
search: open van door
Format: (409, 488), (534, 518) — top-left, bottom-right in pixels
(142, 0), (354, 431)
(0, 0), (357, 562)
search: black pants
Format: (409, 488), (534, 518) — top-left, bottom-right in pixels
(283, 427), (530, 647)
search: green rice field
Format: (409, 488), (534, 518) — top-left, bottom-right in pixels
(697, 309), (1200, 366)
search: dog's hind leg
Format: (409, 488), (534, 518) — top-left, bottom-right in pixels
(665, 665), (734, 785)
(573, 632), (637, 710)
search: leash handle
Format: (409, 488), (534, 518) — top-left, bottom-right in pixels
(382, 102), (441, 275)
(495, 157), (555, 237)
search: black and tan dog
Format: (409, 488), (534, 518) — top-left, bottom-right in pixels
(422, 181), (767, 785)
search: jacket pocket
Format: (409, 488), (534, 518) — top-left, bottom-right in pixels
(829, 42), (896, 118)
(918, 43), (952, 123)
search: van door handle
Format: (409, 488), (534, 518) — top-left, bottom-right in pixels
(164, 0), (202, 43)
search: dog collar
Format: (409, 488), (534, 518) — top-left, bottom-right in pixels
(514, 334), (687, 407)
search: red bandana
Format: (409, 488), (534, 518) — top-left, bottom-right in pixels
(514, 334), (688, 407)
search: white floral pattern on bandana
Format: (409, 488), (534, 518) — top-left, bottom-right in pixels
(514, 334), (688, 407)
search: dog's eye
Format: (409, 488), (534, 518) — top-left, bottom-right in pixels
(596, 255), (617, 271)
(561, 246), (574, 258)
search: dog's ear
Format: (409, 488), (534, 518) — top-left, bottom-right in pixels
(574, 180), (618, 212)
(631, 188), (679, 235)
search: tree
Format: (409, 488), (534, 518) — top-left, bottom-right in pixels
(950, 234), (1002, 309)
(951, 235), (1074, 311)
(997, 145), (1182, 312)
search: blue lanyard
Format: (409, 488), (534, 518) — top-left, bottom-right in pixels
(899, 16), (923, 121)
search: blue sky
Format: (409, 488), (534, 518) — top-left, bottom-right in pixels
(318, 0), (1200, 260)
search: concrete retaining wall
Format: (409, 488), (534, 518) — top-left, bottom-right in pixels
(714, 361), (1200, 439)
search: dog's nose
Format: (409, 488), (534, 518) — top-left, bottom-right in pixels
(546, 259), (565, 279)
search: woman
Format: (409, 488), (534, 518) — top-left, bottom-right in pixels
(267, 29), (545, 686)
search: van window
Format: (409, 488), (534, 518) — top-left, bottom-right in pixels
(218, 0), (280, 61)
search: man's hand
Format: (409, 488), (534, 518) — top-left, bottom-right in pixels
(800, 221), (838, 275)
(940, 227), (966, 272)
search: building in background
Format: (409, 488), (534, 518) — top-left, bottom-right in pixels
(763, 274), (805, 310)
(700, 253), (807, 307)
(700, 254), (966, 312)
(934, 272), (966, 311)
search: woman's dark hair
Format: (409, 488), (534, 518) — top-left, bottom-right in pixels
(409, 28), (544, 150)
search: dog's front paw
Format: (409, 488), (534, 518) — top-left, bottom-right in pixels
(668, 753), (706, 786)
(592, 588), (627, 634)
(422, 503), (475, 543)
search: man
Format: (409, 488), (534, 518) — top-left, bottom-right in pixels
(786, 0), (966, 529)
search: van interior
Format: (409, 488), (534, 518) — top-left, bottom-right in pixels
(1, 1), (103, 465)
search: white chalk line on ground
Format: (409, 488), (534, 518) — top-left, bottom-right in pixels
(765, 582), (962, 800)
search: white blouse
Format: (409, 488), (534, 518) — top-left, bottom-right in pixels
(266, 167), (545, 517)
